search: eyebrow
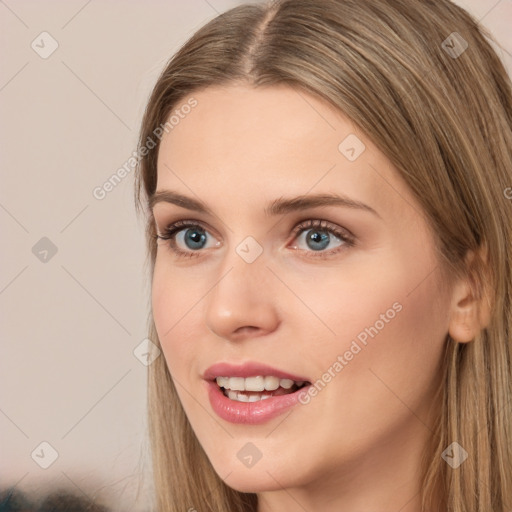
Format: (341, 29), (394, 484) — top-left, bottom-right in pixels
(149, 190), (381, 218)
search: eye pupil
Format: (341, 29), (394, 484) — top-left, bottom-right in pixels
(306, 230), (330, 251)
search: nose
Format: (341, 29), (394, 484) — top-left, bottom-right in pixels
(204, 249), (280, 342)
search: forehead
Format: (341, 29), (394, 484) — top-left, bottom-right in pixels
(155, 84), (412, 222)
(158, 84), (348, 171)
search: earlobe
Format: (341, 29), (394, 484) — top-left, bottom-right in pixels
(448, 294), (483, 343)
(447, 249), (492, 343)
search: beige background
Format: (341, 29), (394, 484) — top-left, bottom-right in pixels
(1, 1), (511, 510)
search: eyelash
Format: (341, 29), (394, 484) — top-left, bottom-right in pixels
(154, 219), (355, 260)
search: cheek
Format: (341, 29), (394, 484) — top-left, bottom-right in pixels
(275, 253), (415, 360)
(303, 252), (449, 429)
(277, 260), (449, 474)
(151, 259), (200, 376)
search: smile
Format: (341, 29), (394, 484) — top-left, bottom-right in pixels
(203, 362), (312, 424)
(216, 376), (307, 402)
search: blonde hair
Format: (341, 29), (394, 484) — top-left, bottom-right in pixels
(134, 1), (512, 510)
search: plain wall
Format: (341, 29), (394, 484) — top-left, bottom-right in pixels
(1, 0), (511, 510)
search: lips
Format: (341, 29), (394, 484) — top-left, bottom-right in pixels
(203, 362), (312, 424)
(203, 361), (310, 382)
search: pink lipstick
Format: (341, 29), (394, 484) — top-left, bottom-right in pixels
(203, 362), (311, 425)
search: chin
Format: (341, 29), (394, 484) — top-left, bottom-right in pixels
(205, 450), (306, 493)
(220, 471), (293, 493)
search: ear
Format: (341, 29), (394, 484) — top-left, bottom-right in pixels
(448, 247), (492, 343)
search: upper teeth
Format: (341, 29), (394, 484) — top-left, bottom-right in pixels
(215, 376), (303, 392)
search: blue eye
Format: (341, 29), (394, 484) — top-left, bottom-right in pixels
(177, 226), (208, 250)
(155, 221), (218, 258)
(294, 225), (341, 251)
(289, 219), (354, 258)
(155, 218), (355, 259)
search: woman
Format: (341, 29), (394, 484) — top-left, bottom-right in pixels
(135, 0), (512, 511)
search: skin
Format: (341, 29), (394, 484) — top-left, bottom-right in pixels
(151, 84), (486, 512)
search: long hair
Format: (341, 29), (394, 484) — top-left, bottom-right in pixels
(134, 1), (512, 510)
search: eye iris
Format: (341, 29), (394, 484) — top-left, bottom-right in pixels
(306, 230), (330, 251)
(184, 228), (207, 249)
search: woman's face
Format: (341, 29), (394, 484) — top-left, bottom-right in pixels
(151, 84), (452, 500)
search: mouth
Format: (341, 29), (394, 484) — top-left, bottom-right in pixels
(203, 362), (312, 424)
(214, 375), (310, 403)
(205, 374), (312, 424)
